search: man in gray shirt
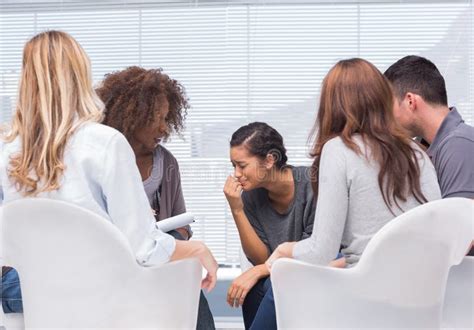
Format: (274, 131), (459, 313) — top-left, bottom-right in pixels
(385, 55), (474, 255)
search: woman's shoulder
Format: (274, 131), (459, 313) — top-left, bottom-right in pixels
(77, 122), (121, 139)
(323, 135), (378, 160)
(73, 122), (127, 149)
(320, 136), (354, 160)
(157, 144), (178, 164)
(322, 136), (350, 152)
(291, 166), (313, 187)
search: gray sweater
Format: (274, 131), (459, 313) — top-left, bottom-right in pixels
(293, 136), (441, 266)
(142, 145), (190, 236)
(242, 166), (316, 258)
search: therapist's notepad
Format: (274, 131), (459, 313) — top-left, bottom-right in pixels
(157, 212), (195, 232)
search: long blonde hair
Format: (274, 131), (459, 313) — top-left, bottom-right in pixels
(4, 30), (103, 196)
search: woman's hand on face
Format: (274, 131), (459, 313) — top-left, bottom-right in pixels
(227, 266), (262, 308)
(265, 242), (296, 272)
(223, 175), (244, 211)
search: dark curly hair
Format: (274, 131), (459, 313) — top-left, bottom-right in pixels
(230, 122), (288, 170)
(97, 66), (189, 141)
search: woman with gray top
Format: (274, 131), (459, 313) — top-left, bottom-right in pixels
(223, 122), (320, 329)
(97, 67), (215, 330)
(251, 59), (442, 330)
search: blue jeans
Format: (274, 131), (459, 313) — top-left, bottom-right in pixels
(242, 277), (275, 330)
(249, 284), (276, 330)
(1, 268), (23, 313)
(196, 291), (215, 330)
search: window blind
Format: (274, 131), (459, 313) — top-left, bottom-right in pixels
(0, 0), (471, 265)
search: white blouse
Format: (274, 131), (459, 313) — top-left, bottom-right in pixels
(0, 122), (176, 266)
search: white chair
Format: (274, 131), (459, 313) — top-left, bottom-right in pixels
(0, 302), (24, 330)
(0, 206), (25, 330)
(442, 256), (474, 328)
(1, 198), (202, 329)
(271, 198), (474, 329)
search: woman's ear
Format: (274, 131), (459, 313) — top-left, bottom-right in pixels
(264, 153), (276, 170)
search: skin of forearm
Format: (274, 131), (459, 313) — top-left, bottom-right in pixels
(170, 240), (205, 261)
(232, 208), (269, 264)
(252, 263), (270, 279)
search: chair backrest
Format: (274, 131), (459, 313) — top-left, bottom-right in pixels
(272, 198), (474, 328)
(356, 197), (473, 306)
(1, 198), (201, 329)
(442, 256), (474, 328)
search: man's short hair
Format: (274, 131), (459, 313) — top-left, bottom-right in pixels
(384, 55), (448, 106)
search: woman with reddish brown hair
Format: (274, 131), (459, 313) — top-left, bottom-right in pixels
(248, 58), (441, 329)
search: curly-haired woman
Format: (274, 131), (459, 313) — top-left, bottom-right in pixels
(96, 66), (215, 329)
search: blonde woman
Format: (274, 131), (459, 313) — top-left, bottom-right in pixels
(0, 31), (217, 314)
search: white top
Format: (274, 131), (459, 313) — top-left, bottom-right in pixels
(293, 136), (442, 266)
(0, 122), (176, 266)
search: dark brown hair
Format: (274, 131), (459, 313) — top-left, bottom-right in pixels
(230, 122), (288, 170)
(310, 58), (427, 212)
(384, 55), (448, 106)
(97, 66), (189, 141)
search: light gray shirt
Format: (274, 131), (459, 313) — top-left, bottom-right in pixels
(293, 136), (441, 266)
